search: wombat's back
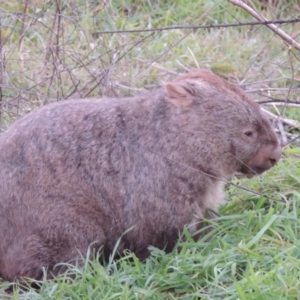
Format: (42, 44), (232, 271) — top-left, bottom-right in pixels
(0, 69), (281, 282)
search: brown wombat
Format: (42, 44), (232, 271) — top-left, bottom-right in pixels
(0, 69), (281, 282)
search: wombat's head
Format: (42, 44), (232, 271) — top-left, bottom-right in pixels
(165, 69), (281, 178)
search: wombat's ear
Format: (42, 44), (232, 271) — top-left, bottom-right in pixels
(165, 82), (193, 108)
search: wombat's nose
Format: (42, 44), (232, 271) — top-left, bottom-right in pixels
(269, 146), (282, 166)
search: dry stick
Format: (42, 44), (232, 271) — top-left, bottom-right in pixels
(278, 121), (288, 146)
(94, 19), (300, 35)
(262, 108), (300, 128)
(18, 0), (29, 51)
(259, 98), (300, 105)
(228, 0), (300, 52)
(248, 88), (300, 92)
(263, 103), (300, 108)
(55, 0), (63, 99)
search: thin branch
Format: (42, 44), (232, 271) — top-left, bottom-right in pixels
(258, 99), (300, 105)
(262, 103), (300, 108)
(247, 87), (300, 93)
(93, 18), (300, 35)
(278, 121), (288, 146)
(287, 135), (300, 145)
(262, 108), (300, 129)
(228, 0), (300, 52)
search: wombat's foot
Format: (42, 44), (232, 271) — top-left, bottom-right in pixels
(1, 234), (56, 282)
(1, 229), (105, 282)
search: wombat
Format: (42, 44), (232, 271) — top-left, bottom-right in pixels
(0, 69), (281, 282)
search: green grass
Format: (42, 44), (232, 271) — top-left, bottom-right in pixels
(0, 0), (300, 298)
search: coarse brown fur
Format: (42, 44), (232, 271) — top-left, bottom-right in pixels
(0, 69), (281, 282)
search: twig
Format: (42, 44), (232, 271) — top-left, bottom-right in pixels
(258, 99), (300, 105)
(262, 108), (300, 128)
(278, 121), (288, 146)
(18, 0), (29, 51)
(115, 83), (147, 93)
(287, 135), (300, 145)
(93, 19), (300, 35)
(247, 87), (300, 93)
(262, 103), (300, 108)
(228, 0), (300, 52)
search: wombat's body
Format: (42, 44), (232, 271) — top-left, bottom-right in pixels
(0, 69), (281, 281)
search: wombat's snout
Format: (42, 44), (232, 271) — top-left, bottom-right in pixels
(257, 143), (282, 172)
(269, 145), (282, 167)
(241, 142), (282, 176)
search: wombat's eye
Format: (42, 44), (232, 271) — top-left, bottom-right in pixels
(244, 131), (253, 137)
